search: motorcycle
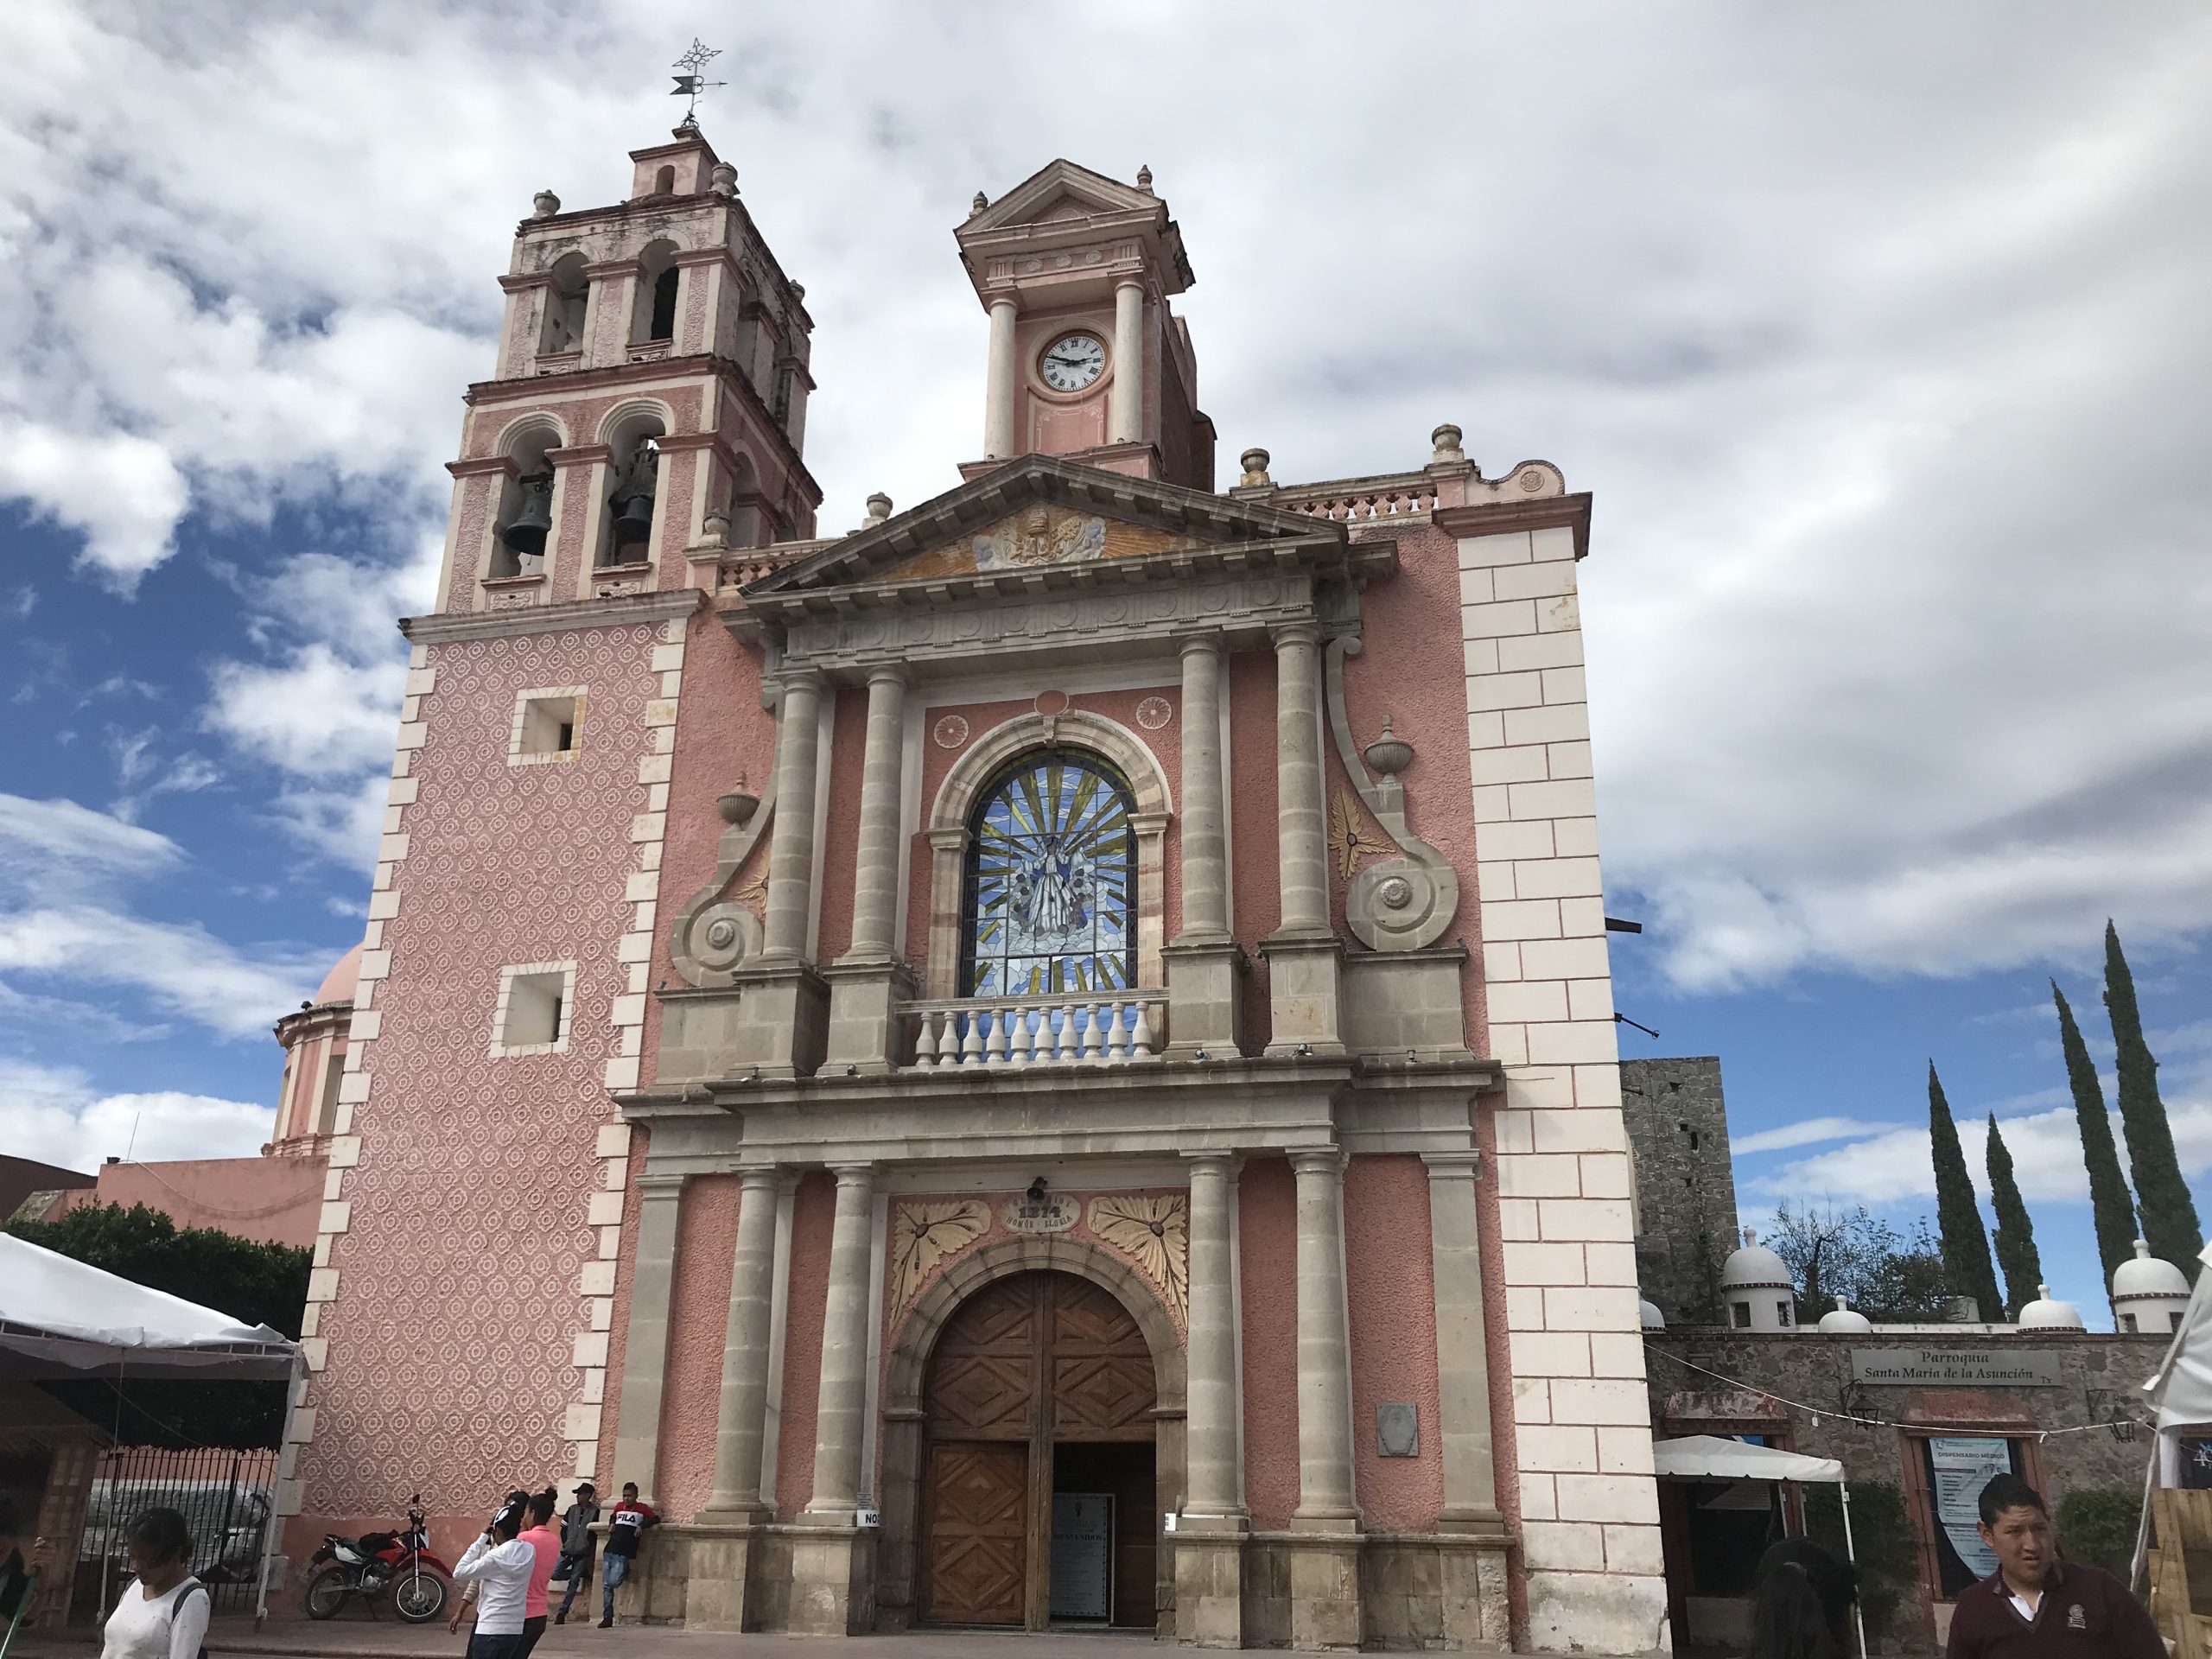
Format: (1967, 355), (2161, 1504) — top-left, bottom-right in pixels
(302, 1493), (452, 1623)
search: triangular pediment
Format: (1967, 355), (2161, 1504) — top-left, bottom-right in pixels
(965, 160), (1159, 232)
(741, 455), (1344, 599)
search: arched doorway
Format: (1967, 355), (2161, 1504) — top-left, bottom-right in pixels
(918, 1270), (1158, 1630)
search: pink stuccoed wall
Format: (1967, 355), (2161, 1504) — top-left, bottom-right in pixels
(1344, 1154), (1444, 1529)
(812, 689), (870, 963)
(292, 623), (663, 1555)
(1225, 653), (1281, 1047)
(57, 1157), (326, 1251)
(1237, 1156), (1300, 1529)
(653, 1173), (742, 1519)
(773, 1171), (836, 1520)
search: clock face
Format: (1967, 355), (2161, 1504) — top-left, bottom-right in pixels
(1039, 332), (1107, 392)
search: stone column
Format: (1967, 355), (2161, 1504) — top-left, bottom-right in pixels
(1290, 1148), (1357, 1523)
(1176, 1153), (1245, 1648)
(1288, 1147), (1363, 1650)
(805, 1164), (878, 1516)
(1422, 1153), (1511, 1649)
(701, 1167), (784, 1517)
(983, 297), (1019, 460)
(1176, 637), (1228, 940)
(1165, 635), (1243, 1057)
(762, 671), (825, 962)
(791, 1165), (880, 1635)
(1262, 621), (1344, 1054)
(1109, 279), (1145, 445)
(825, 668), (917, 1071)
(607, 1174), (684, 1497)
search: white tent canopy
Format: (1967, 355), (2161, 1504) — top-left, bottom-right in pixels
(2143, 1242), (2212, 1439)
(1654, 1434), (1845, 1484)
(0, 1234), (296, 1379)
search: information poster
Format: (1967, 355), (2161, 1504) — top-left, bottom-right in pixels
(1928, 1437), (2011, 1581)
(1050, 1492), (1115, 1622)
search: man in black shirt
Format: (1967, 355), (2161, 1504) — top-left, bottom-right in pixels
(1945, 1474), (2161, 1659)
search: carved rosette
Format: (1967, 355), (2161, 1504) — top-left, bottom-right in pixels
(1087, 1193), (1188, 1323)
(888, 1198), (990, 1316)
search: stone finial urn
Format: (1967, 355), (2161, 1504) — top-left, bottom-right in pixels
(865, 492), (893, 524)
(717, 781), (760, 827)
(1430, 423), (1466, 466)
(531, 189), (561, 219)
(1237, 448), (1272, 487)
(971, 190), (989, 215)
(709, 162), (739, 198)
(1363, 716), (1414, 779)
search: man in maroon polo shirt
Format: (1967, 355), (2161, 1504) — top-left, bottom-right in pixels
(1945, 1473), (2160, 1659)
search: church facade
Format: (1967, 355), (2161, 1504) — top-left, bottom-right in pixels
(284, 128), (1662, 1652)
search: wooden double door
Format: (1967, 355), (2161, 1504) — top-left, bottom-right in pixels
(919, 1270), (1158, 1630)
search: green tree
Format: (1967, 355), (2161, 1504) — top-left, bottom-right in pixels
(2105, 921), (2204, 1278)
(1985, 1116), (2043, 1319)
(4, 1202), (310, 1447)
(1929, 1065), (2003, 1321)
(2056, 977), (2139, 1289)
(1768, 1203), (1956, 1324)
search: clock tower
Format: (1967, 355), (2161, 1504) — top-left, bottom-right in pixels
(957, 159), (1216, 489)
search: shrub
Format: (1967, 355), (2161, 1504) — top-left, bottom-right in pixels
(2057, 1487), (2142, 1581)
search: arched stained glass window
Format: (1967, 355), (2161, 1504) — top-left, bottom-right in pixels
(961, 750), (1135, 996)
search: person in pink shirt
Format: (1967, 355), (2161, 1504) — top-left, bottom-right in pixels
(513, 1488), (562, 1659)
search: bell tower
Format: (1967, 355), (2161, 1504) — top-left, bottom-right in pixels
(434, 124), (821, 617)
(957, 160), (1215, 490)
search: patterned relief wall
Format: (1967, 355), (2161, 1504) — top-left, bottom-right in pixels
(300, 626), (661, 1518)
(883, 1188), (1190, 1335)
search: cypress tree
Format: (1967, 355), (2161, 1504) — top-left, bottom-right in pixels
(1985, 1115), (2043, 1319)
(1929, 1064), (2003, 1320)
(2056, 978), (2138, 1289)
(2105, 921), (2204, 1277)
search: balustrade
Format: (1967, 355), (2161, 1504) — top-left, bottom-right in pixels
(904, 992), (1166, 1069)
(1272, 472), (1443, 523)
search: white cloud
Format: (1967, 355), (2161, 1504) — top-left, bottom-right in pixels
(0, 420), (188, 591)
(1732, 1116), (1903, 1156)
(206, 644), (404, 779)
(0, 1058), (270, 1171)
(1749, 1100), (2212, 1207)
(0, 906), (319, 1042)
(0, 792), (181, 877)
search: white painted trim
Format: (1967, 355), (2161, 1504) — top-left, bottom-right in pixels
(490, 960), (579, 1057)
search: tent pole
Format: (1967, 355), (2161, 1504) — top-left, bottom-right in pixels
(1840, 1478), (1868, 1659)
(254, 1349), (307, 1630)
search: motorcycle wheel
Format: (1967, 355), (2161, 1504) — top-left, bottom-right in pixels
(303, 1563), (355, 1620)
(392, 1569), (448, 1624)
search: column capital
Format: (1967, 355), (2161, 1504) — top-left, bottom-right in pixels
(735, 1162), (788, 1190)
(1421, 1150), (1482, 1179)
(636, 1171), (689, 1198)
(827, 1160), (879, 1183)
(861, 662), (910, 689)
(926, 826), (971, 854)
(775, 667), (828, 697)
(1182, 1150), (1241, 1178)
(986, 293), (1020, 315)
(1287, 1144), (1346, 1178)
(1178, 632), (1227, 662)
(1269, 619), (1322, 650)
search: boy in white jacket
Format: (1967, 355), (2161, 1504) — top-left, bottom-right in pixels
(451, 1497), (535, 1659)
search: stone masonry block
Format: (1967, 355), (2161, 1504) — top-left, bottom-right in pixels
(1554, 1475), (1658, 1526)
(1561, 897), (1608, 938)
(1505, 703), (1592, 747)
(1536, 1198), (1634, 1243)
(1537, 594), (1582, 635)
(1598, 1427), (1657, 1476)
(1499, 631), (1584, 673)
(1497, 1154), (1581, 1199)
(1514, 858), (1603, 900)
(1516, 1423), (1598, 1471)
(594, 1123), (632, 1157)
(1527, 1020), (1619, 1066)
(1481, 942), (1522, 983)
(1480, 899), (1560, 941)
(1503, 1240), (1588, 1287)
(1588, 1332), (1648, 1378)
(1466, 709), (1505, 750)
(1544, 1286), (1642, 1332)
(1547, 1377), (1650, 1427)
(1503, 1065), (1577, 1108)
(1540, 665), (1587, 704)
(1518, 938), (1611, 981)
(1471, 784), (1512, 823)
(1553, 816), (1601, 857)
(1471, 745), (1548, 785)
(1458, 569), (1494, 605)
(1521, 1522), (1605, 1573)
(1531, 526), (1577, 562)
(1584, 1243), (1641, 1286)
(1461, 599), (1539, 639)
(1512, 1377), (1551, 1424)
(1494, 560), (1580, 601)
(1530, 1109), (1626, 1154)
(1567, 979), (1615, 1022)
(1579, 1154), (1631, 1198)
(1508, 779), (1597, 821)
(1488, 980), (1569, 1024)
(1521, 1473), (1557, 1521)
(1510, 1334), (1593, 1380)
(586, 1192), (625, 1226)
(1457, 531), (1534, 568)
(1547, 741), (1593, 779)
(1505, 1287), (1546, 1328)
(1488, 1022), (1529, 1065)
(1605, 1525), (1667, 1577)
(1478, 860), (1516, 900)
(1493, 1110), (1534, 1154)
(1467, 671), (1545, 712)
(1572, 1063), (1624, 1108)
(1463, 641), (1499, 677)
(1478, 818), (1554, 861)
(1498, 1198), (1541, 1242)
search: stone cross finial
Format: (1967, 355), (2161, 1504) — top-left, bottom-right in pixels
(1135, 164), (1154, 194)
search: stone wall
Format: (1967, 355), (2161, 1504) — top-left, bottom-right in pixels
(1619, 1058), (1738, 1324)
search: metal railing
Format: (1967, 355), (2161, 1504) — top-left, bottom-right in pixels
(76, 1445), (279, 1617)
(905, 992), (1166, 1068)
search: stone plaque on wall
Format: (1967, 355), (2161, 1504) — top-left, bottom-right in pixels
(1004, 1192), (1078, 1234)
(1850, 1347), (2062, 1387)
(1377, 1402), (1420, 1457)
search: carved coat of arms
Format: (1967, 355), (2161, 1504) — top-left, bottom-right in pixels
(973, 505), (1107, 571)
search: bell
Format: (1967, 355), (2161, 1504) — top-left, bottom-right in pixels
(608, 450), (658, 555)
(499, 474), (553, 556)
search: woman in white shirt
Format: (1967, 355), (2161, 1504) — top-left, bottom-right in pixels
(451, 1501), (537, 1659)
(101, 1509), (207, 1659)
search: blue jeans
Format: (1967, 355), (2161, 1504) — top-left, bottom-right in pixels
(601, 1552), (631, 1621)
(556, 1552), (594, 1620)
(466, 1633), (521, 1659)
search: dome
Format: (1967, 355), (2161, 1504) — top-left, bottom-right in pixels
(2017, 1284), (2085, 1330)
(2113, 1239), (2191, 1303)
(1816, 1296), (1873, 1334)
(1720, 1232), (1792, 1292)
(1640, 1298), (1666, 1331)
(313, 941), (365, 1007)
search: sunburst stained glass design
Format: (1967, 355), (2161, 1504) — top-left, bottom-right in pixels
(962, 751), (1135, 996)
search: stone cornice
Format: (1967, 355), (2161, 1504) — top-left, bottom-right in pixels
(1433, 492), (1593, 561)
(400, 587), (701, 645)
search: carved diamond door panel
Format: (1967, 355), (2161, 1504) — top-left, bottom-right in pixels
(929, 1353), (1033, 1438)
(1052, 1353), (1156, 1438)
(921, 1441), (1028, 1626)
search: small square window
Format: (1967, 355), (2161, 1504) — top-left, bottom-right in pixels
(511, 688), (587, 766)
(1731, 1301), (1751, 1329)
(1777, 1300), (1794, 1327)
(493, 962), (577, 1056)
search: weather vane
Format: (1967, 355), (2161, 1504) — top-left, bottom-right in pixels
(671, 40), (726, 128)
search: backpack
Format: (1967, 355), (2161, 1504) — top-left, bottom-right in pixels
(165, 1576), (210, 1659)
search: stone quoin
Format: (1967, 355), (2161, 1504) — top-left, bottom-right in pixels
(283, 132), (1658, 1651)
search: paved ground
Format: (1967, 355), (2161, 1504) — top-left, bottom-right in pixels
(12, 1611), (1173, 1659)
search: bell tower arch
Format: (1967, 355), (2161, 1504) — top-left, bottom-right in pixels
(435, 126), (822, 616)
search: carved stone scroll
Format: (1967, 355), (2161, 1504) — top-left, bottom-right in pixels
(1324, 634), (1462, 951)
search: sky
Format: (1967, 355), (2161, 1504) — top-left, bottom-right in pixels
(1, 2), (2207, 1325)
